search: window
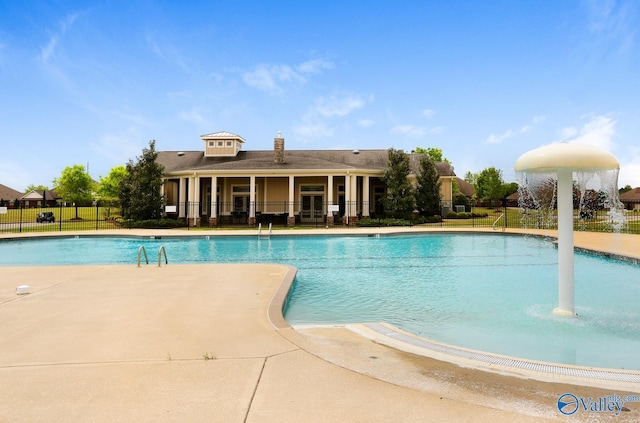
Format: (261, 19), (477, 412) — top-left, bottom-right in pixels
(233, 186), (250, 193)
(208, 141), (214, 147)
(301, 185), (324, 192)
(218, 141), (223, 147)
(232, 185), (257, 193)
(226, 141), (232, 147)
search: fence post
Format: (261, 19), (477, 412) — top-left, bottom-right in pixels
(19, 205), (23, 233)
(503, 199), (508, 229)
(96, 205), (99, 230)
(472, 205), (475, 228)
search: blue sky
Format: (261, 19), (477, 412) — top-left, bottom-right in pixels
(1, 0), (639, 191)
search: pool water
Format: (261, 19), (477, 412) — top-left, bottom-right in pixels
(1, 233), (639, 370)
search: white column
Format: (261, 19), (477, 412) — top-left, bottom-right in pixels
(191, 175), (199, 225)
(554, 169), (576, 317)
(350, 173), (357, 215)
(263, 178), (268, 211)
(178, 177), (186, 218)
(249, 175), (256, 218)
(345, 173), (351, 222)
(210, 176), (217, 219)
(288, 176), (295, 217)
(327, 175), (334, 213)
(363, 176), (370, 217)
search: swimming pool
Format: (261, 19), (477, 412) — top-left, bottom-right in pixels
(1, 233), (639, 370)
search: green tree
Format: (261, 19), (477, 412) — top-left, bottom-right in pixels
(503, 182), (519, 197)
(414, 154), (441, 216)
(25, 184), (49, 193)
(463, 171), (477, 186)
(119, 140), (165, 221)
(453, 192), (471, 212)
(619, 184), (632, 194)
(412, 147), (448, 163)
(382, 148), (415, 219)
(475, 167), (505, 205)
(53, 165), (95, 217)
(97, 165), (128, 205)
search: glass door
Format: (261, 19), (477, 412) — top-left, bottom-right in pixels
(301, 194), (324, 222)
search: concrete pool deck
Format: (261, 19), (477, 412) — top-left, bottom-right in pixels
(0, 227), (639, 421)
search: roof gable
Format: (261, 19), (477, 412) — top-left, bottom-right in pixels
(0, 183), (23, 200)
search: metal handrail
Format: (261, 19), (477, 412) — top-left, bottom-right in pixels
(158, 245), (168, 266)
(137, 246), (149, 267)
(492, 213), (505, 231)
(258, 222), (272, 239)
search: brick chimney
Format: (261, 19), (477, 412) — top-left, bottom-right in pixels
(274, 131), (285, 164)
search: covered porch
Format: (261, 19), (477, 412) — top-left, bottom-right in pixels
(162, 172), (385, 227)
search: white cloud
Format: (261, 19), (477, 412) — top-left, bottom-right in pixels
(91, 128), (147, 165)
(296, 58), (334, 74)
(559, 114), (616, 150)
(242, 64), (304, 94)
(292, 120), (334, 139)
(40, 35), (59, 63)
(485, 115), (546, 144)
(314, 94), (365, 117)
(421, 109), (436, 119)
(358, 119), (374, 128)
(532, 115), (546, 124)
(178, 107), (205, 123)
(243, 59), (334, 95)
(560, 126), (578, 139)
(485, 129), (516, 144)
(619, 148), (640, 188)
(391, 125), (427, 137)
(293, 92), (370, 140)
(40, 12), (80, 64)
(583, 0), (637, 54)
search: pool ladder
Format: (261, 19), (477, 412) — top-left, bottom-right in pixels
(492, 213), (505, 231)
(257, 222), (272, 239)
(137, 245), (169, 267)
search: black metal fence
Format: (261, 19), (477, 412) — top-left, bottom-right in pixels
(0, 204), (122, 233)
(1, 201), (638, 234)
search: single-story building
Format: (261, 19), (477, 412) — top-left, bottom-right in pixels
(619, 187), (640, 211)
(0, 184), (23, 208)
(156, 131), (456, 226)
(20, 190), (60, 208)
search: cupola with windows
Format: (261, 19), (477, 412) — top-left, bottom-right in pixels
(201, 131), (245, 157)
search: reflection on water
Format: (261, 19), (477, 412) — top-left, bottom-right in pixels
(1, 233), (638, 369)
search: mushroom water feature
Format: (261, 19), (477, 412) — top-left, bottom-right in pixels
(514, 143), (623, 317)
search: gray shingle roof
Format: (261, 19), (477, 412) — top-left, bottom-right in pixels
(0, 183), (23, 200)
(619, 187), (640, 202)
(455, 177), (475, 197)
(157, 149), (456, 176)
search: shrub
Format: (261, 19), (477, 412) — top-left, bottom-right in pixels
(356, 218), (413, 227)
(120, 218), (188, 229)
(413, 215), (442, 224)
(445, 211), (488, 219)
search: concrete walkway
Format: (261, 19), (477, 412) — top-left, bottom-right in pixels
(0, 228), (638, 422)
